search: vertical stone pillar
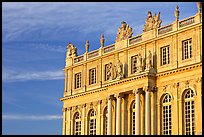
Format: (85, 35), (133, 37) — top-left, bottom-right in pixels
(62, 108), (66, 135)
(66, 107), (71, 135)
(141, 93), (145, 135)
(145, 88), (151, 135)
(97, 100), (101, 135)
(115, 93), (122, 135)
(134, 89), (141, 135)
(81, 104), (86, 135)
(107, 95), (113, 135)
(64, 69), (67, 93)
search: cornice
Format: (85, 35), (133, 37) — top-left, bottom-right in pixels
(60, 71), (156, 101)
(157, 62), (202, 78)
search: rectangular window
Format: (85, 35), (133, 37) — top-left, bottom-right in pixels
(89, 68), (96, 85)
(161, 46), (170, 66)
(182, 38), (192, 60)
(74, 72), (81, 89)
(131, 55), (137, 74)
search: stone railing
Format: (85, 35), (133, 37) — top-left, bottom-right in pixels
(179, 16), (195, 28)
(104, 44), (115, 53)
(158, 24), (173, 35)
(129, 34), (142, 45)
(74, 55), (84, 63)
(88, 50), (99, 59)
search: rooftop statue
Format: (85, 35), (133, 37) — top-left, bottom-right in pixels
(143, 11), (162, 32)
(116, 21), (133, 42)
(66, 43), (77, 57)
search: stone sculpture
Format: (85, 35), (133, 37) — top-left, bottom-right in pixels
(146, 50), (153, 70)
(85, 40), (89, 53)
(115, 59), (124, 79)
(100, 34), (104, 48)
(174, 5), (179, 21)
(143, 11), (162, 32)
(136, 53), (143, 72)
(116, 21), (133, 42)
(66, 43), (77, 57)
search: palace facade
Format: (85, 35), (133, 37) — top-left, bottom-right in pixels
(60, 3), (202, 135)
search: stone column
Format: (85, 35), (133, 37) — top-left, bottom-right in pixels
(134, 89), (141, 135)
(64, 69), (68, 93)
(115, 93), (122, 135)
(96, 100), (102, 135)
(62, 108), (67, 135)
(82, 104), (86, 135)
(145, 87), (151, 135)
(66, 107), (71, 135)
(107, 95), (113, 135)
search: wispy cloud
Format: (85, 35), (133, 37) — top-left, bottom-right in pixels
(2, 69), (64, 82)
(2, 114), (62, 120)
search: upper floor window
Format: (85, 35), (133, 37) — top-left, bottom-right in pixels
(74, 72), (82, 89)
(161, 46), (170, 66)
(183, 89), (195, 135)
(131, 55), (137, 74)
(89, 68), (96, 85)
(182, 39), (192, 60)
(74, 112), (81, 135)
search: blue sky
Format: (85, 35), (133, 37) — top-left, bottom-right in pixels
(2, 2), (198, 135)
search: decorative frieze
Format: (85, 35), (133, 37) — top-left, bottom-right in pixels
(179, 16), (195, 28)
(104, 44), (115, 53)
(74, 55), (84, 63)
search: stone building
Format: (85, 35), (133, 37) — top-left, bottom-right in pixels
(60, 3), (202, 135)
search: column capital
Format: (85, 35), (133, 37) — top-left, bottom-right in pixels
(67, 107), (72, 111)
(143, 86), (157, 92)
(114, 93), (124, 98)
(82, 104), (86, 108)
(97, 100), (102, 105)
(62, 107), (67, 112)
(133, 88), (143, 94)
(107, 95), (114, 100)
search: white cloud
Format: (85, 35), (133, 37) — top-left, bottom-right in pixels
(2, 114), (62, 120)
(2, 69), (64, 82)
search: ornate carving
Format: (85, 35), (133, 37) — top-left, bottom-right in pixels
(143, 11), (162, 32)
(196, 77), (202, 83)
(197, 2), (202, 13)
(106, 59), (124, 81)
(106, 62), (114, 80)
(115, 59), (124, 79)
(100, 34), (104, 48)
(185, 80), (190, 88)
(62, 107), (67, 112)
(163, 85), (168, 92)
(173, 82), (179, 88)
(116, 21), (133, 42)
(85, 40), (89, 53)
(174, 5), (180, 21)
(146, 50), (153, 70)
(136, 53), (143, 72)
(66, 43), (77, 57)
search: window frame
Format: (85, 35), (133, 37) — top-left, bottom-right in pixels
(74, 72), (82, 89)
(89, 68), (97, 85)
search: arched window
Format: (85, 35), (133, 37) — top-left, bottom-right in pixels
(184, 89), (195, 135)
(74, 112), (81, 135)
(131, 102), (136, 135)
(103, 107), (108, 135)
(161, 93), (172, 135)
(88, 109), (96, 135)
